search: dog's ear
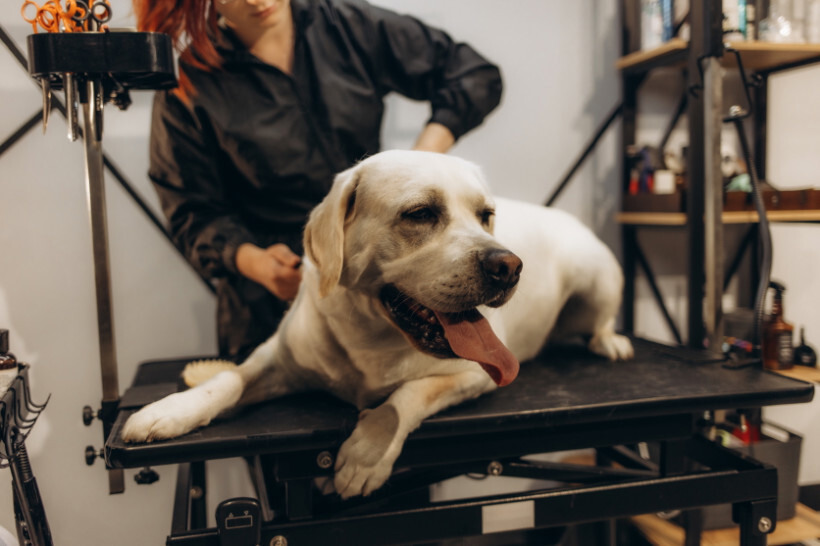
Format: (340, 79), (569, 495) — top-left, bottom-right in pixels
(304, 165), (360, 297)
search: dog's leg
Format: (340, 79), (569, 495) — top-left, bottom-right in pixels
(550, 291), (633, 361)
(121, 335), (292, 443)
(588, 316), (634, 360)
(567, 258), (634, 361)
(332, 369), (495, 499)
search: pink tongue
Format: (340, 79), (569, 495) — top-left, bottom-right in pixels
(434, 309), (520, 386)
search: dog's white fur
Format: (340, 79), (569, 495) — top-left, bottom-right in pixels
(122, 150), (633, 498)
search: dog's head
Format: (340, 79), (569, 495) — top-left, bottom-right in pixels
(304, 150), (521, 386)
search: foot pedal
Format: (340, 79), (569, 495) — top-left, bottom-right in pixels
(216, 497), (261, 546)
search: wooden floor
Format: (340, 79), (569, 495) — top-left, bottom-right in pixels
(631, 503), (820, 546)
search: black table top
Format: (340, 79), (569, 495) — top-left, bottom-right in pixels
(105, 338), (814, 469)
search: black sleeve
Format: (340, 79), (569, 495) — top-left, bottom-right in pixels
(336, 0), (503, 140)
(148, 90), (256, 280)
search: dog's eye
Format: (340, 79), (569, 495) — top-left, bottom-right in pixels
(479, 209), (495, 225)
(402, 206), (438, 223)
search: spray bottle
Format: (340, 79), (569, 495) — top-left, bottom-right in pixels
(762, 281), (794, 370)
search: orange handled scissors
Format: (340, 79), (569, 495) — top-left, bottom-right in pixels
(21, 0), (103, 33)
(21, 0), (61, 33)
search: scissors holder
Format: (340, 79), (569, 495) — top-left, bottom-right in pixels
(27, 30), (175, 106)
(27, 31), (175, 88)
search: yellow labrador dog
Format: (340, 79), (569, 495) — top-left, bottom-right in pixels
(122, 150), (633, 498)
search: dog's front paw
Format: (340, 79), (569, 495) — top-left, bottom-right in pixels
(121, 392), (211, 443)
(589, 332), (634, 361)
(333, 405), (402, 499)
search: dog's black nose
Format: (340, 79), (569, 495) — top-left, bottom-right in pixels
(480, 249), (523, 289)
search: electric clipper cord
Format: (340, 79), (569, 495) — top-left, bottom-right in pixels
(722, 46), (772, 361)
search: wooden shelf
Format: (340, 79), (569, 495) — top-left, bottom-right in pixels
(616, 38), (820, 73)
(617, 209), (820, 225)
(777, 365), (820, 384)
(631, 503), (820, 546)
(728, 41), (820, 71)
(617, 212), (688, 225)
(616, 38), (689, 72)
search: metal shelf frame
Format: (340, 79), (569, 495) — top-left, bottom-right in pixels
(618, 0), (820, 350)
(620, 0), (726, 349)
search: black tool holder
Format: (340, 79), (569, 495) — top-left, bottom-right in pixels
(27, 30), (176, 494)
(0, 364), (52, 546)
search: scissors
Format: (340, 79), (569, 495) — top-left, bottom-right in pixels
(71, 0), (111, 31)
(21, 0), (89, 33)
(21, 0), (61, 33)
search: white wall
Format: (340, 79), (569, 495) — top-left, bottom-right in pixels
(0, 1), (623, 544)
(758, 64), (820, 486)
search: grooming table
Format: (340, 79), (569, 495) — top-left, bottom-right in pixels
(105, 338), (813, 545)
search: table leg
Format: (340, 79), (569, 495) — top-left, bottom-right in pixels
(622, 225), (637, 334)
(191, 461), (207, 529)
(733, 498), (776, 546)
(285, 479), (315, 521)
(682, 508), (702, 546)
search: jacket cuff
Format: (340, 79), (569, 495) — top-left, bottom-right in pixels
(221, 231), (256, 276)
(429, 109), (464, 141)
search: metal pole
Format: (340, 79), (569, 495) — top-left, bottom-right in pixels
(81, 77), (125, 494)
(703, 57), (724, 351)
(687, 0), (723, 349)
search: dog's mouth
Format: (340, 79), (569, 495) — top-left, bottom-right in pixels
(379, 285), (519, 386)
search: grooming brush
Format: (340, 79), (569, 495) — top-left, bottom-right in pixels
(182, 359), (238, 388)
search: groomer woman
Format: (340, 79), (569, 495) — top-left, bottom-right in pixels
(134, 0), (503, 359)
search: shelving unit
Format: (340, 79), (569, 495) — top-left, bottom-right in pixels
(617, 37), (820, 73)
(618, 0), (820, 348)
(617, 209), (820, 225)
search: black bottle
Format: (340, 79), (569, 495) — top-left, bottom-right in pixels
(793, 327), (818, 367)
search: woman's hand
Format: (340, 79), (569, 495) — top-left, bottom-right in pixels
(413, 122), (455, 153)
(235, 242), (302, 301)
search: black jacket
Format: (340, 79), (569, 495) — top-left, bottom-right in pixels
(148, 0), (503, 358)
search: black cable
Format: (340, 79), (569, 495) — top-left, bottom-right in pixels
(726, 48), (763, 120)
(721, 46), (771, 357)
(731, 116), (771, 355)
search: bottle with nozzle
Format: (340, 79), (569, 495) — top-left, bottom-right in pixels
(762, 281), (794, 370)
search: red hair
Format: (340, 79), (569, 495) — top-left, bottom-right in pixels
(132, 0), (223, 101)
